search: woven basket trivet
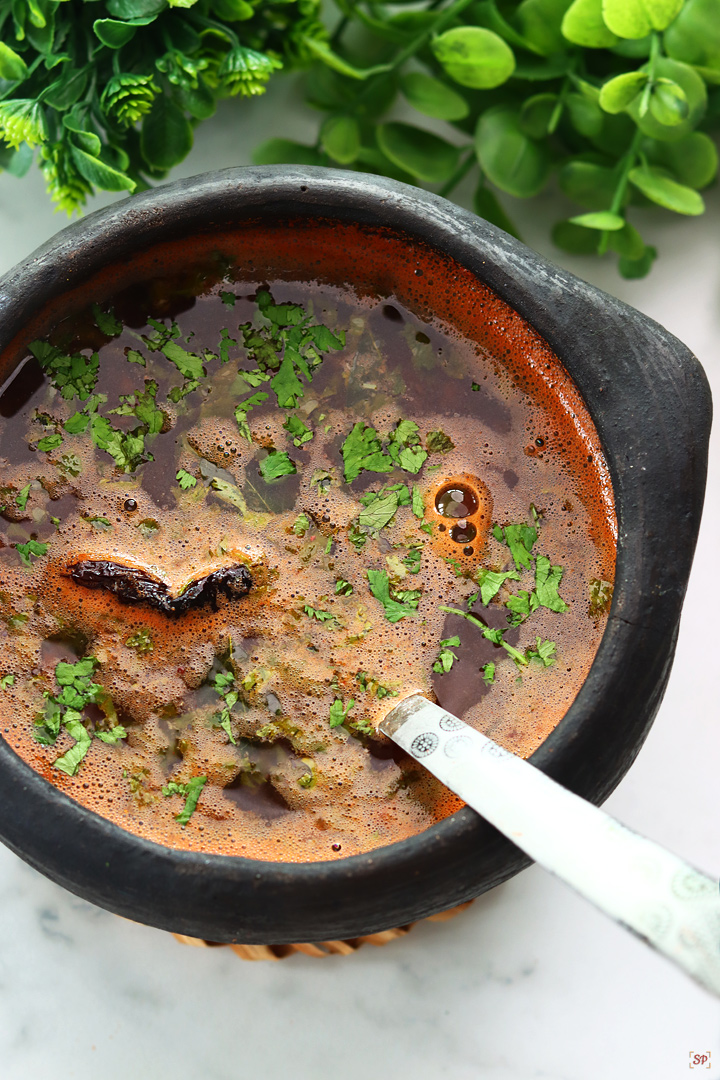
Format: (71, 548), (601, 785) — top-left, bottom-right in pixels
(172, 900), (474, 960)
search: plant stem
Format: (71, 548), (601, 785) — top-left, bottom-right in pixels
(598, 128), (643, 254)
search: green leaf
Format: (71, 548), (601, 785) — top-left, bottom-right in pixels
(174, 775), (207, 826)
(260, 450), (297, 480)
(628, 165), (705, 213)
(602, 0), (683, 38)
(37, 432), (63, 451)
(476, 567), (521, 604)
(54, 718), (92, 777)
(376, 123), (462, 183)
(475, 106), (550, 198)
(664, 0), (720, 68)
(106, 0), (166, 15)
(649, 79), (689, 125)
(161, 340), (204, 380)
(176, 468), (197, 489)
(568, 211), (626, 229)
(271, 354), (305, 408)
(412, 486), (424, 519)
(558, 160), (618, 209)
(358, 490), (400, 531)
(69, 146), (136, 193)
(432, 27), (516, 89)
(473, 184), (522, 239)
(0, 42), (28, 81)
(15, 484), (31, 511)
(141, 96), (192, 171)
(646, 132), (718, 188)
(329, 697), (355, 728)
(341, 422), (393, 482)
(496, 522), (538, 569)
(367, 569), (420, 622)
(16, 540), (49, 566)
(619, 245), (657, 277)
(628, 58), (706, 140)
(252, 139), (323, 167)
(566, 93), (604, 137)
(599, 71), (649, 113)
(519, 93), (559, 138)
(515, 0), (575, 56)
(562, 0), (619, 47)
(399, 72), (469, 120)
(93, 18), (138, 48)
(534, 555), (569, 612)
(607, 221), (646, 258)
(320, 114), (361, 164)
(283, 414), (313, 446)
(91, 303), (122, 337)
(96, 725), (127, 744)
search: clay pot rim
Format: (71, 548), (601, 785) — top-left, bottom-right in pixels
(0, 166), (710, 943)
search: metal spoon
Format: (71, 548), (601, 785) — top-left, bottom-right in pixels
(380, 695), (720, 998)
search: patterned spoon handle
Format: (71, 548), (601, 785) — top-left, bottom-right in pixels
(380, 695), (720, 998)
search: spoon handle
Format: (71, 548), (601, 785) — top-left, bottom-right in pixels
(380, 695), (720, 997)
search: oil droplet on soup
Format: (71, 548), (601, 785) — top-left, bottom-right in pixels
(0, 221), (616, 863)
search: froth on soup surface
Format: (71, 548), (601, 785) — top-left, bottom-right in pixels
(0, 221), (616, 862)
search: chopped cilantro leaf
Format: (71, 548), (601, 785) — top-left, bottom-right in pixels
(496, 523), (538, 571)
(16, 540), (48, 566)
(426, 430), (455, 454)
(260, 450), (297, 481)
(341, 423), (393, 483)
(526, 637), (557, 667)
(176, 469), (197, 490)
(476, 568), (521, 605)
(54, 717), (92, 776)
(471, 382), (481, 391)
(292, 512), (310, 536)
(329, 697), (355, 728)
(220, 291), (236, 307)
(271, 353), (306, 408)
(96, 725), (127, 744)
(0, 674), (15, 689)
(283, 414), (314, 446)
(412, 486), (424, 519)
(335, 578), (353, 596)
(91, 304), (122, 337)
(162, 775), (207, 826)
(30, 340), (99, 402)
(64, 411), (89, 434)
(433, 636), (461, 674)
(505, 590), (540, 626)
(161, 339), (205, 382)
(303, 605), (335, 623)
(367, 569), (420, 622)
(439, 606), (525, 666)
(419, 522), (433, 535)
(235, 390), (269, 441)
(126, 349), (146, 366)
(482, 662), (495, 684)
(37, 432), (62, 452)
(589, 578), (614, 617)
(15, 483), (31, 511)
(358, 489), (399, 531)
(492, 524), (503, 542)
(402, 547), (422, 574)
(534, 556), (569, 613)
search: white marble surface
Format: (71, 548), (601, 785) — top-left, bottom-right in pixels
(0, 78), (719, 1080)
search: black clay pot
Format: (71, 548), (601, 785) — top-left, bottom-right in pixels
(0, 168), (711, 943)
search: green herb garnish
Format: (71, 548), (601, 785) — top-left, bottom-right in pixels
(162, 776), (207, 827)
(426, 430), (455, 454)
(16, 540), (48, 566)
(15, 483), (31, 512)
(534, 556), (569, 613)
(260, 450), (297, 481)
(367, 569), (421, 623)
(335, 578), (353, 596)
(37, 432), (63, 452)
(176, 469), (197, 490)
(329, 697), (355, 728)
(0, 674), (15, 689)
(29, 341), (99, 401)
(303, 605), (335, 623)
(590, 578), (614, 616)
(433, 636), (461, 674)
(476, 568), (521, 605)
(283, 414), (314, 446)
